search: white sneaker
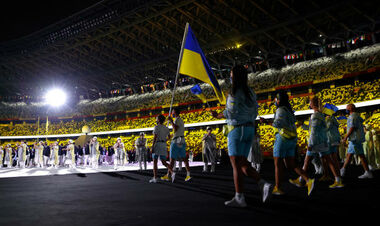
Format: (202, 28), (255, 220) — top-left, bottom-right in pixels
(358, 171), (373, 179)
(224, 197), (247, 208)
(261, 183), (273, 203)
(340, 168), (346, 177)
(256, 164), (261, 174)
(317, 166), (323, 175)
(149, 178), (158, 183)
(171, 172), (176, 183)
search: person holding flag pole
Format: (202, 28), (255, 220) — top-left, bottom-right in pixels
(163, 24), (191, 182)
(164, 22), (227, 182)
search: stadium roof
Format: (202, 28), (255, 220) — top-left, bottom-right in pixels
(0, 0), (378, 97)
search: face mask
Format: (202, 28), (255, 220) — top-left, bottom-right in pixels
(274, 101), (278, 107)
(345, 110), (350, 114)
(229, 77), (233, 84)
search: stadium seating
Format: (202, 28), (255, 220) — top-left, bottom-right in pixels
(0, 43), (379, 120)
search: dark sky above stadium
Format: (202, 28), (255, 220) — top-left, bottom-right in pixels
(0, 0), (101, 42)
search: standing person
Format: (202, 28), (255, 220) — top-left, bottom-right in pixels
(107, 145), (114, 166)
(42, 142), (51, 168)
(12, 146), (17, 167)
(76, 144), (83, 166)
(65, 140), (76, 168)
(4, 144), (12, 168)
(161, 108), (191, 182)
(20, 141), (28, 168)
(58, 142), (64, 167)
(0, 145), (4, 168)
(84, 141), (90, 167)
(34, 141), (44, 168)
(113, 138), (126, 170)
(16, 142), (26, 168)
(202, 126), (217, 173)
(363, 125), (376, 170)
(27, 144), (35, 167)
(50, 142), (59, 168)
(98, 145), (106, 166)
(247, 125), (263, 173)
(25, 144), (31, 167)
(135, 132), (148, 171)
(211, 65), (272, 207)
(373, 129), (380, 168)
(340, 104), (373, 179)
(90, 137), (100, 168)
(261, 91), (314, 196)
(149, 115), (174, 183)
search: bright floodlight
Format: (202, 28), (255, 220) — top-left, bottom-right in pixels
(45, 89), (66, 107)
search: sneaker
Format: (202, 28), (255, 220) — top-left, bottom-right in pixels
(224, 197), (247, 208)
(160, 174), (170, 181)
(289, 177), (304, 187)
(306, 179), (315, 196)
(340, 168), (346, 177)
(149, 178), (158, 183)
(272, 186), (285, 195)
(185, 175), (192, 181)
(358, 171), (373, 179)
(329, 181), (344, 188)
(261, 183), (273, 203)
(171, 172), (176, 183)
(256, 164), (261, 174)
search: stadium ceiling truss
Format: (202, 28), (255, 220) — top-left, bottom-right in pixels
(0, 0), (378, 96)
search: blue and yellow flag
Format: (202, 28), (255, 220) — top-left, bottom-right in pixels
(179, 24), (226, 105)
(190, 84), (207, 103)
(322, 103), (339, 116)
(337, 116), (347, 123)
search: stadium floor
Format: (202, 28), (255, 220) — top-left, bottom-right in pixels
(0, 161), (204, 179)
(0, 159), (378, 226)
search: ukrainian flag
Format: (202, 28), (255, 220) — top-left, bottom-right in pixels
(179, 24), (226, 105)
(190, 84), (207, 103)
(337, 116), (347, 123)
(322, 103), (339, 116)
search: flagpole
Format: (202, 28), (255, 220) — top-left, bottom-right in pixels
(168, 22), (189, 122)
(46, 116), (48, 142)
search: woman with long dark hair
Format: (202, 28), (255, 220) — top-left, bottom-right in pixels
(261, 91), (314, 195)
(211, 65), (272, 207)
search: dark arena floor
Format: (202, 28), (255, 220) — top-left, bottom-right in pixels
(0, 160), (378, 226)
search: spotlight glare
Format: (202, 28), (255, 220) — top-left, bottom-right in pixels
(45, 89), (66, 107)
